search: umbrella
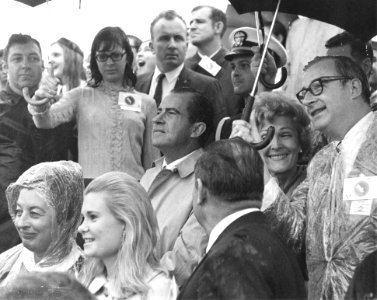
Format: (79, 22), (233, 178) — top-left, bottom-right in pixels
(229, 0), (376, 149)
(14, 0), (51, 7)
(229, 0), (376, 42)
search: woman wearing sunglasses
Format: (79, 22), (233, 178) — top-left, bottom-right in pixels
(26, 27), (159, 182)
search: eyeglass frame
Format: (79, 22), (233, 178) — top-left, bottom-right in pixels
(95, 51), (126, 63)
(296, 76), (353, 103)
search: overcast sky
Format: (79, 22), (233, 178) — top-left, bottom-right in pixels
(1, 0), (228, 60)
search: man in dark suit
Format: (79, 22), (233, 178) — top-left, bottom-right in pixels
(178, 138), (306, 300)
(186, 5), (243, 117)
(135, 10), (226, 128)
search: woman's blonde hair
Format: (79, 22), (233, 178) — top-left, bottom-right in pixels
(78, 172), (165, 297)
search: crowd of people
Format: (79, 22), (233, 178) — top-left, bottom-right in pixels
(0, 4), (376, 300)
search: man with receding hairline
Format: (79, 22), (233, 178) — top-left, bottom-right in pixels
(135, 10), (226, 129)
(140, 87), (214, 286)
(232, 55), (377, 299)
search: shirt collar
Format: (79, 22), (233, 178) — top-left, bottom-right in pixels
(206, 208), (260, 253)
(341, 111), (373, 177)
(154, 148), (203, 178)
(163, 152), (191, 170)
(153, 63), (184, 84)
(20, 245), (82, 272)
(198, 47), (222, 59)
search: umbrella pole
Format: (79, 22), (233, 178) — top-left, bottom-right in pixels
(240, 0), (281, 149)
(250, 0), (282, 97)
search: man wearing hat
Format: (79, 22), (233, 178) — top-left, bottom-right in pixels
(215, 26), (287, 140)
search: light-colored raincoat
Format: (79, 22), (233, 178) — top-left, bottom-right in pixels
(0, 161), (84, 285)
(264, 112), (377, 299)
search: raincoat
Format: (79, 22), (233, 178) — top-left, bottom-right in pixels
(263, 112), (377, 299)
(0, 161), (84, 285)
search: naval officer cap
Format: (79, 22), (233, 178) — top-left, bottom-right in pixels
(225, 26), (287, 68)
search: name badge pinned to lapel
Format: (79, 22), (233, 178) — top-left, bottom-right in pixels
(118, 92), (142, 112)
(343, 176), (377, 216)
(198, 56), (221, 77)
(349, 200), (373, 216)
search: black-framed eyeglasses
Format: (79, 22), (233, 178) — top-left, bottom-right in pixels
(296, 76), (352, 103)
(95, 51), (126, 63)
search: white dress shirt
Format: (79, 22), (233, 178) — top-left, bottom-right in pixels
(149, 64), (185, 101)
(206, 208), (260, 253)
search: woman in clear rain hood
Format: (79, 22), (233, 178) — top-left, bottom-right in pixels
(0, 161), (84, 286)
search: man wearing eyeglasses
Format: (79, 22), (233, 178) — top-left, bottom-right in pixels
(232, 55), (377, 299)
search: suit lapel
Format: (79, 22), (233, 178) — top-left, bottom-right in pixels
(136, 72), (154, 94)
(175, 67), (190, 89)
(185, 53), (201, 71)
(179, 211), (265, 297)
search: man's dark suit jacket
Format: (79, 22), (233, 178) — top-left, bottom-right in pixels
(185, 48), (244, 117)
(135, 66), (226, 127)
(178, 211), (306, 300)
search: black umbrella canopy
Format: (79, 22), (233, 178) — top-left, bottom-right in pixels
(229, 0), (377, 42)
(14, 0), (51, 7)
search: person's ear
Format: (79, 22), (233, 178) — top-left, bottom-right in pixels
(214, 21), (224, 36)
(361, 57), (372, 76)
(150, 39), (156, 55)
(196, 178), (206, 205)
(350, 78), (363, 99)
(3, 61), (8, 73)
(190, 122), (206, 139)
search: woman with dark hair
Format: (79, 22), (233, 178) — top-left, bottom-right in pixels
(0, 161), (84, 286)
(26, 27), (159, 181)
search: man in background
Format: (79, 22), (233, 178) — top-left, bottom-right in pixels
(186, 5), (242, 117)
(135, 10), (225, 128)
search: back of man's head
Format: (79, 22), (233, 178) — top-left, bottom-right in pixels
(195, 138), (264, 203)
(304, 55), (371, 102)
(171, 87), (214, 146)
(325, 31), (374, 75)
(4, 33), (42, 62)
(191, 5), (227, 38)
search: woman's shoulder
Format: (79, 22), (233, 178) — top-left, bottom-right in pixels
(0, 244), (23, 282)
(0, 244), (23, 265)
(63, 85), (92, 98)
(145, 271), (177, 300)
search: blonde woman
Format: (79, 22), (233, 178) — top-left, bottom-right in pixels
(78, 172), (177, 299)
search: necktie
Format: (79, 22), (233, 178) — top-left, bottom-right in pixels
(147, 168), (176, 197)
(153, 73), (165, 106)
